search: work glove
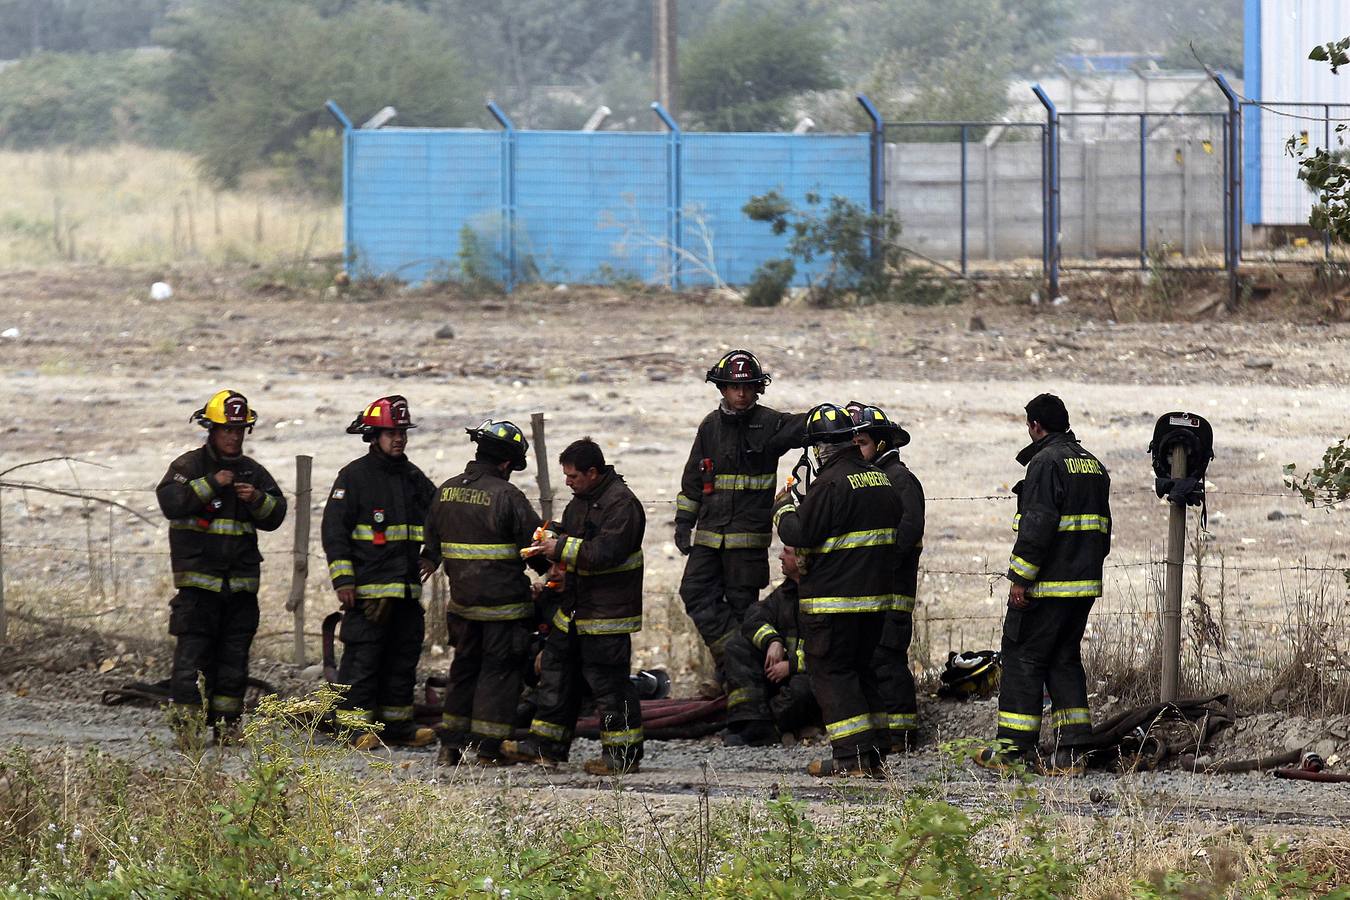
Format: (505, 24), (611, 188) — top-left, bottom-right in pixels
(674, 521), (693, 556)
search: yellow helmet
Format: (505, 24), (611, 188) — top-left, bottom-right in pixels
(190, 390), (257, 431)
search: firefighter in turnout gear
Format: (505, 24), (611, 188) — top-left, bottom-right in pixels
(322, 396), (437, 749)
(974, 394), (1112, 777)
(156, 390), (287, 739)
(850, 403), (925, 752)
(675, 350), (806, 746)
(502, 438), (647, 775)
(774, 403), (902, 776)
(725, 545), (821, 740)
(420, 419), (547, 765)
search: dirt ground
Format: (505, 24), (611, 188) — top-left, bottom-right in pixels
(3, 264), (1350, 822)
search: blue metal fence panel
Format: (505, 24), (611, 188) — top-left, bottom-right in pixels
(680, 133), (872, 286)
(514, 131), (668, 283)
(349, 128), (503, 283)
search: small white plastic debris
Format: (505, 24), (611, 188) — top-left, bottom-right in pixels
(150, 282), (173, 301)
(0, 327), (18, 339)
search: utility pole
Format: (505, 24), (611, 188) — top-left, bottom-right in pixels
(653, 0), (678, 118)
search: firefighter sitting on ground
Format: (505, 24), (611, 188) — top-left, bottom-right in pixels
(674, 350), (806, 747)
(974, 393), (1112, 777)
(156, 390), (288, 743)
(849, 402), (925, 754)
(322, 396), (437, 749)
(420, 419), (548, 766)
(502, 438), (647, 775)
(774, 403), (903, 776)
(722, 545), (821, 742)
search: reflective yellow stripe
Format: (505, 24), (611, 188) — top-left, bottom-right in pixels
(711, 628), (738, 653)
(189, 476), (214, 504)
(560, 536), (582, 569)
(227, 577), (259, 594)
(713, 473), (776, 491)
(676, 494), (701, 514)
(552, 608), (572, 632)
(694, 530), (773, 550)
(1012, 513), (1021, 532)
(442, 714), (470, 731)
(798, 594), (898, 614)
(170, 518), (255, 536)
(328, 559), (355, 580)
(471, 718), (513, 739)
(893, 595), (915, 613)
(174, 571), (224, 592)
(355, 582), (422, 600)
(351, 524), (424, 542)
(440, 541), (517, 560)
(578, 550), (643, 576)
(811, 528), (897, 554)
(772, 505), (794, 528)
(887, 713), (917, 732)
(1029, 580), (1102, 598)
(752, 624), (780, 649)
(254, 493), (278, 518)
(574, 615), (642, 635)
(1051, 707), (1091, 728)
(599, 726), (643, 747)
(793, 639), (806, 672)
(998, 710), (1042, 732)
(727, 687), (755, 708)
(210, 695), (243, 714)
(446, 598), (532, 621)
(1009, 555), (1040, 580)
(825, 713), (875, 741)
(379, 705), (414, 722)
(531, 719), (571, 742)
(1058, 514), (1110, 533)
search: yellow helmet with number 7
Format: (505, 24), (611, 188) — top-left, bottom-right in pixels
(190, 390), (257, 431)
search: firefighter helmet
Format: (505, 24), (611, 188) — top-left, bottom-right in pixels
(848, 401), (912, 449)
(467, 418), (529, 471)
(804, 402), (857, 444)
(346, 395), (417, 441)
(705, 349), (771, 388)
(190, 390), (257, 432)
(936, 650), (1002, 700)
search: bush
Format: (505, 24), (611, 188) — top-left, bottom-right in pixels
(745, 258), (795, 306)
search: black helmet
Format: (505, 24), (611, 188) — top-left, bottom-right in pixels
(705, 349), (771, 388)
(847, 401), (911, 449)
(936, 650), (1002, 700)
(805, 403), (856, 444)
(467, 419), (529, 471)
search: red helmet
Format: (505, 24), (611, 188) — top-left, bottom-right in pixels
(347, 395), (417, 441)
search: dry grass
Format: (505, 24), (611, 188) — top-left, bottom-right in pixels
(0, 145), (340, 267)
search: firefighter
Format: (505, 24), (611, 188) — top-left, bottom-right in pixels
(725, 545), (820, 741)
(850, 403), (925, 753)
(419, 419), (547, 766)
(501, 438), (647, 775)
(156, 390), (287, 741)
(774, 403), (902, 776)
(973, 393), (1112, 777)
(322, 396), (437, 749)
(675, 349), (805, 746)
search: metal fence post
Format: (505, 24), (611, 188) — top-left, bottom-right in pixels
(651, 102), (682, 289)
(487, 101), (517, 292)
(1326, 104), (1333, 262)
(1139, 113), (1148, 269)
(1161, 444), (1187, 702)
(325, 101), (354, 274)
(1032, 85), (1060, 298)
(856, 94), (885, 263)
(959, 125), (969, 275)
(1211, 74), (1242, 306)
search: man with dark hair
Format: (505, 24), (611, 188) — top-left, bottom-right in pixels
(974, 393), (1112, 776)
(322, 395), (437, 749)
(675, 350), (806, 747)
(502, 438), (648, 775)
(420, 419), (546, 766)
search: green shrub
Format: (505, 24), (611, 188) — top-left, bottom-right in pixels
(745, 258), (795, 306)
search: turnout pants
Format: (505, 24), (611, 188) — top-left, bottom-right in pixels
(528, 623), (643, 766)
(872, 611), (918, 747)
(997, 597), (1095, 753)
(441, 614), (532, 755)
(722, 634), (821, 732)
(802, 611), (886, 760)
(678, 546), (767, 661)
(337, 591), (425, 741)
(169, 587), (260, 723)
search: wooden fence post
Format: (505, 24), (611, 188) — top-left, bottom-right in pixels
(531, 412), (553, 522)
(0, 486), (6, 644)
(287, 455), (313, 666)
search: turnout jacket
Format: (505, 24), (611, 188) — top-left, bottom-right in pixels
(676, 404), (807, 551)
(322, 449), (435, 601)
(1007, 431), (1112, 599)
(421, 461), (545, 620)
(876, 450), (925, 612)
(773, 447), (903, 615)
(549, 467), (646, 634)
(742, 579), (807, 674)
(156, 443), (287, 594)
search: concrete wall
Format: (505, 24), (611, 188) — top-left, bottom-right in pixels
(886, 136), (1226, 263)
